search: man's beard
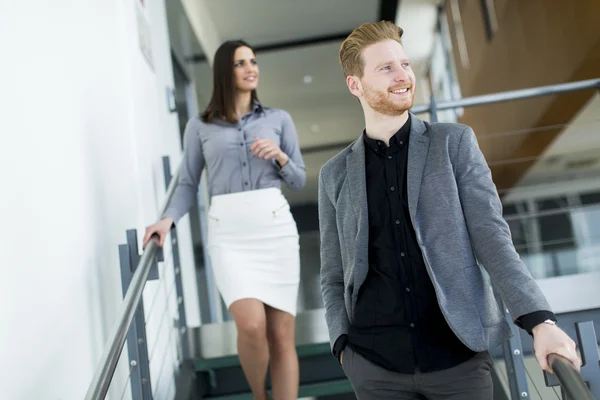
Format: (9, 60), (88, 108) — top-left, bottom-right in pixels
(363, 82), (414, 116)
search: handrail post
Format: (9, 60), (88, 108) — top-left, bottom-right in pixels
(119, 231), (154, 399)
(429, 94), (439, 123)
(162, 156), (190, 361)
(501, 304), (530, 399)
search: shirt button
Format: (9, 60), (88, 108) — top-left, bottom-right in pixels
(377, 141), (382, 145)
(244, 182), (248, 186)
(387, 155), (392, 160)
(390, 186), (395, 191)
(240, 142), (244, 146)
(401, 252), (406, 257)
(395, 220), (400, 225)
(238, 128), (242, 131)
(400, 141), (404, 145)
(358, 258), (363, 263)
(243, 162), (247, 166)
(410, 323), (415, 328)
(406, 287), (410, 292)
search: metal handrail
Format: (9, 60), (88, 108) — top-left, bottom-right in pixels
(84, 164), (181, 400)
(411, 78), (600, 113)
(300, 78), (600, 155)
(549, 354), (596, 400)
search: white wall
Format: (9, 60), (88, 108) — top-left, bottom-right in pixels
(0, 0), (200, 398)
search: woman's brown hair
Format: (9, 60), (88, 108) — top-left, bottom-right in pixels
(201, 40), (260, 124)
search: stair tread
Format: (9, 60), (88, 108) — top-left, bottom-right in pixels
(204, 378), (352, 399)
(195, 342), (330, 371)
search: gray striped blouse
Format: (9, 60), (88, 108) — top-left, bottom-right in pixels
(164, 103), (306, 223)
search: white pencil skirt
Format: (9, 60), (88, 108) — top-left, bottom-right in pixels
(206, 188), (300, 316)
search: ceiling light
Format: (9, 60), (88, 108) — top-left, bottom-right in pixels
(303, 75), (313, 84)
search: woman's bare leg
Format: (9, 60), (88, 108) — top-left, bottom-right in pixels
(265, 305), (298, 400)
(230, 299), (269, 400)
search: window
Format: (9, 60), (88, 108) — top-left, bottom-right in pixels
(536, 196), (575, 251)
(503, 202), (531, 254)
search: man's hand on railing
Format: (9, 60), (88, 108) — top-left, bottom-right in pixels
(532, 322), (582, 374)
(143, 217), (174, 248)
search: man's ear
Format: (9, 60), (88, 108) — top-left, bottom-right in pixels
(346, 75), (363, 98)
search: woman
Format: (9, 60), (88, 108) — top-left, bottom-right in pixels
(143, 40), (306, 400)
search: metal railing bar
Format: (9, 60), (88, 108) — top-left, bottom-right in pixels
(497, 183), (600, 196)
(152, 323), (178, 400)
(503, 203), (600, 222)
(514, 238), (577, 252)
(487, 149), (600, 167)
(84, 163), (181, 400)
(479, 119), (600, 141)
(524, 362), (545, 399)
(411, 78), (600, 113)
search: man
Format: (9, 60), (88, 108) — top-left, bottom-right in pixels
(318, 21), (581, 399)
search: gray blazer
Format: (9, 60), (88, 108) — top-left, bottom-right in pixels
(318, 114), (551, 354)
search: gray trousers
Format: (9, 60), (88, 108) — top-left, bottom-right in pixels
(341, 347), (494, 400)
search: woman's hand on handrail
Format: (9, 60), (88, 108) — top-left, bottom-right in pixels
(143, 217), (174, 248)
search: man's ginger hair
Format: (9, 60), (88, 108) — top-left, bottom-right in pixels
(339, 21), (404, 78)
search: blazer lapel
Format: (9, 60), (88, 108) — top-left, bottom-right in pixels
(407, 114), (430, 223)
(346, 137), (368, 221)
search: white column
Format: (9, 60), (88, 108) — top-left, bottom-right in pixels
(181, 0), (221, 66)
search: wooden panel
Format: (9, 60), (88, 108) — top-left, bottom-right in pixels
(443, 0), (600, 191)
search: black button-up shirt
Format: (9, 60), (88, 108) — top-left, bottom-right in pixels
(348, 117), (476, 373)
(334, 116), (556, 373)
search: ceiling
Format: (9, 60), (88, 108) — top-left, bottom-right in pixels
(203, 0), (380, 48)
(170, 0), (446, 205)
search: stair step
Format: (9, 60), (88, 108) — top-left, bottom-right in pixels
(195, 342), (331, 371)
(204, 378), (353, 399)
